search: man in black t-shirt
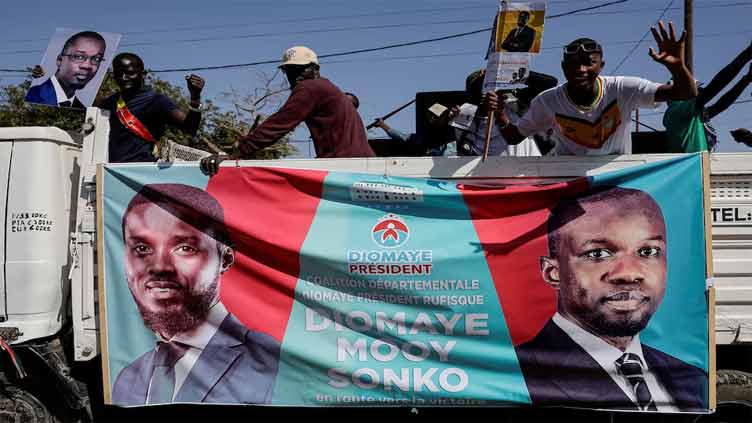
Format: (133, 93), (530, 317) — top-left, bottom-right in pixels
(101, 53), (205, 163)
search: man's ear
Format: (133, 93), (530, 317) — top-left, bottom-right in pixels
(219, 246), (235, 273)
(56, 55), (63, 69)
(600, 59), (606, 69)
(540, 256), (560, 289)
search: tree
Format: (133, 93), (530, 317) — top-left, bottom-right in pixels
(0, 70), (295, 159)
(200, 70), (295, 160)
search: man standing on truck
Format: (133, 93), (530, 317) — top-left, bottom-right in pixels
(489, 21), (698, 155)
(515, 186), (707, 411)
(200, 46), (374, 175)
(101, 53), (206, 163)
(112, 183), (280, 405)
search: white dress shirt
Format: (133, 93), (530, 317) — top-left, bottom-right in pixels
(50, 75), (77, 106)
(552, 313), (678, 412)
(148, 301), (229, 401)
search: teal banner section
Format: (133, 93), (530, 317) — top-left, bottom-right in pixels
(591, 154), (709, 372)
(102, 164), (209, 385)
(273, 173), (530, 405)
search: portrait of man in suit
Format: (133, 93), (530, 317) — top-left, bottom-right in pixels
(514, 186), (707, 412)
(112, 183), (280, 405)
(501, 10), (536, 53)
(25, 31), (106, 109)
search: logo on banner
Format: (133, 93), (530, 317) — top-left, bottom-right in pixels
(371, 214), (409, 248)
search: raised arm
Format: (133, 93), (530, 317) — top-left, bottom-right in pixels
(166, 74), (205, 136)
(697, 42), (752, 108)
(705, 64), (752, 119)
(650, 21), (698, 103)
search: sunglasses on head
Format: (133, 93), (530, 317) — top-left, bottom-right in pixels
(563, 41), (602, 55)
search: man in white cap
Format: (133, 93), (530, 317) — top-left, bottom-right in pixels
(202, 46), (374, 174)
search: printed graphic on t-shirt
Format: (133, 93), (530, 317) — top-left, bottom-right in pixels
(554, 100), (622, 149)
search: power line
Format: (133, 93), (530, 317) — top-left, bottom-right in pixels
(149, 0), (630, 73)
(1, 0), (749, 58)
(578, 1), (750, 15)
(2, 28), (750, 75)
(612, 0), (676, 73)
(0, 0), (622, 45)
(0, 0), (630, 57)
(318, 30), (752, 65)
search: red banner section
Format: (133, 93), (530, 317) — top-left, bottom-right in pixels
(207, 167), (327, 342)
(461, 177), (591, 345)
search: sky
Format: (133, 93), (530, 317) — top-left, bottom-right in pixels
(1, 0), (751, 157)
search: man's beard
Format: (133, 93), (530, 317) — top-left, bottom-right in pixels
(135, 284), (217, 338)
(584, 306), (653, 338)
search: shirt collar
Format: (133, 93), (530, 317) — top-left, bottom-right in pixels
(50, 75), (76, 104)
(156, 301), (229, 351)
(552, 312), (646, 370)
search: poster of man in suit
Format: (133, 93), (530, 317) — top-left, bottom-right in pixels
(25, 28), (121, 109)
(514, 186), (707, 412)
(110, 183), (280, 405)
(495, 2), (546, 54)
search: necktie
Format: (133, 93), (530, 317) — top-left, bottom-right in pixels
(58, 100), (72, 108)
(146, 341), (189, 404)
(615, 352), (657, 411)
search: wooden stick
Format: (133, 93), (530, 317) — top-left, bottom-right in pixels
(482, 110), (494, 162)
(366, 99), (417, 130)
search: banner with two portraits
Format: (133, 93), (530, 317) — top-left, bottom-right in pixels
(99, 154), (713, 412)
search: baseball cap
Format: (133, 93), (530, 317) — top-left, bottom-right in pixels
(279, 46), (319, 67)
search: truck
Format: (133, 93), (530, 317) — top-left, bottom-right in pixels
(0, 107), (749, 421)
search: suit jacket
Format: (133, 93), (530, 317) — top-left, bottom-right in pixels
(514, 319), (707, 411)
(112, 314), (280, 405)
(501, 25), (536, 52)
(24, 78), (85, 109)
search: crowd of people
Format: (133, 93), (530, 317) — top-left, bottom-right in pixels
(30, 21), (752, 172)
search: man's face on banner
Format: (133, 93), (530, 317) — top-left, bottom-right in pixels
(544, 199), (667, 339)
(123, 202), (233, 337)
(55, 36), (105, 91)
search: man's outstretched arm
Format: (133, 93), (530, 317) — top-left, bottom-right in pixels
(235, 85), (315, 158)
(697, 42), (752, 108)
(167, 74), (205, 136)
(705, 64), (751, 120)
(650, 21), (698, 103)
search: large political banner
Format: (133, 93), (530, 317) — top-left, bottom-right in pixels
(100, 154), (712, 413)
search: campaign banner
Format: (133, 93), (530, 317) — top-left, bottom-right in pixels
(100, 154), (711, 412)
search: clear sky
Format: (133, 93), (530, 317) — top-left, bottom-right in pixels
(1, 0), (751, 156)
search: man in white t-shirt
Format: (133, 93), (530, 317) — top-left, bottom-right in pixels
(490, 21), (697, 155)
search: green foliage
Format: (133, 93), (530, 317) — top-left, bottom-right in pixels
(0, 70), (294, 159)
(0, 79), (87, 130)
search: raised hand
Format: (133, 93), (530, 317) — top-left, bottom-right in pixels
(482, 91), (500, 113)
(731, 128), (752, 147)
(648, 21), (687, 69)
(31, 65), (44, 79)
(185, 74), (205, 100)
(200, 154), (226, 176)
